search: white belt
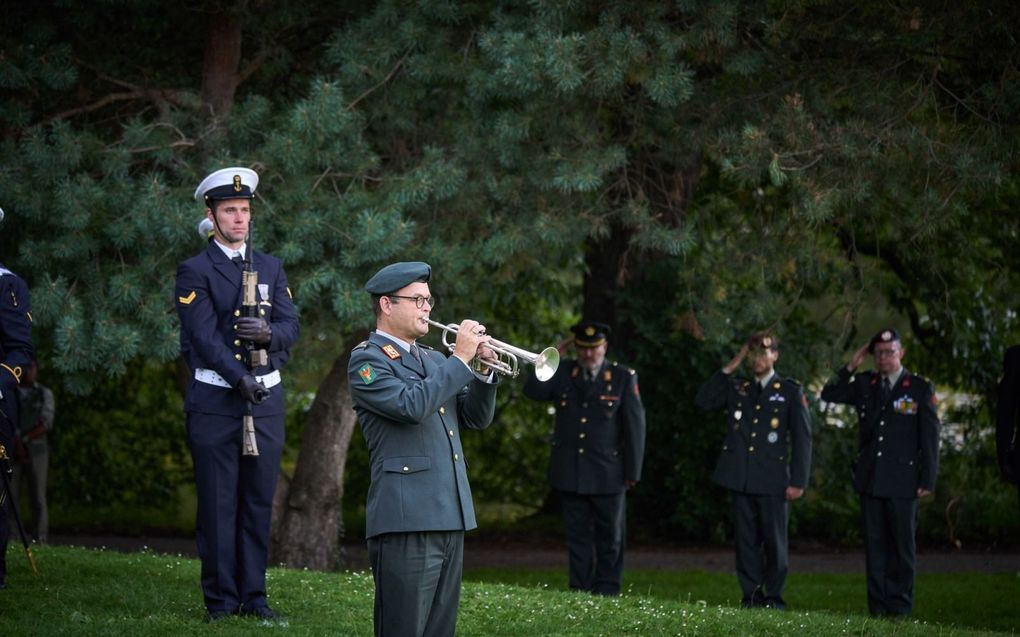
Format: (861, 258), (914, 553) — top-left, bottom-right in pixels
(194, 368), (281, 389)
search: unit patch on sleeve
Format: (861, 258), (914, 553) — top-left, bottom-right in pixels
(358, 363), (377, 384)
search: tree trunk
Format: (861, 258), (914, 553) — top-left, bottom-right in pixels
(582, 222), (637, 355)
(201, 10), (242, 118)
(269, 330), (366, 570)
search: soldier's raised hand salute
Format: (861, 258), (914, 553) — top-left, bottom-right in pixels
(848, 343), (870, 371)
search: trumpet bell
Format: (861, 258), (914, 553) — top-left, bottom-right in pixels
(533, 347), (560, 382)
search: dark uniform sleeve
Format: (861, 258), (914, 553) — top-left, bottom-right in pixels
(0, 274), (34, 389)
(456, 374), (499, 431)
(694, 370), (731, 412)
(820, 366), (857, 405)
(523, 366), (561, 401)
(349, 346), (489, 426)
(996, 347), (1020, 482)
(621, 369), (647, 482)
(175, 260), (249, 387)
(918, 379), (940, 491)
(266, 259), (300, 354)
(788, 383), (812, 489)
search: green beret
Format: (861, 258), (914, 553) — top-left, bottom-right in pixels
(364, 261), (432, 295)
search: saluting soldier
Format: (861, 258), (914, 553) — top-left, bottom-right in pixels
(523, 321), (646, 596)
(695, 331), (811, 610)
(0, 206), (35, 590)
(175, 168), (300, 621)
(348, 261), (500, 637)
(820, 328), (939, 618)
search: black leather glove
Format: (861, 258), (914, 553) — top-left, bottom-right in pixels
(237, 375), (270, 404)
(235, 317), (272, 344)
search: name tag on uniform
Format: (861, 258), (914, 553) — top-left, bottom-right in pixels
(893, 396), (918, 415)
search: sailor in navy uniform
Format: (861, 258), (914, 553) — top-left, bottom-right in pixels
(821, 328), (939, 618)
(175, 168), (300, 621)
(0, 206), (35, 590)
(695, 332), (811, 609)
(348, 261), (499, 637)
(523, 321), (646, 596)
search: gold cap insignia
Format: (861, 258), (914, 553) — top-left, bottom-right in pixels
(585, 326), (596, 336)
(233, 174), (242, 192)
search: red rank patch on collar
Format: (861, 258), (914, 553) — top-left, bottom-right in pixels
(381, 344), (401, 360)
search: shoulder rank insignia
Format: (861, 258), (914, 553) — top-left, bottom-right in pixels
(178, 291), (197, 305)
(353, 341), (369, 350)
(381, 344), (401, 360)
(357, 363), (377, 384)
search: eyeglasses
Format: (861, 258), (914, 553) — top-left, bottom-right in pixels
(387, 294), (436, 309)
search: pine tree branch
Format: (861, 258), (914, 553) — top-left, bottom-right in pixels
(46, 91), (148, 123)
(346, 53), (409, 111)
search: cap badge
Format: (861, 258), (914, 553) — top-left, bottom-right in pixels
(881, 330), (892, 341)
(585, 326), (596, 336)
(762, 336), (773, 347)
(233, 174), (242, 192)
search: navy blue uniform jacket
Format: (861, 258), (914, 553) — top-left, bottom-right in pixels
(696, 371), (812, 496)
(524, 360), (646, 495)
(0, 265), (34, 431)
(821, 367), (939, 497)
(348, 332), (498, 538)
(175, 243), (299, 416)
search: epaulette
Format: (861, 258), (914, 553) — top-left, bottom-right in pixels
(610, 361), (637, 375)
(353, 341), (370, 350)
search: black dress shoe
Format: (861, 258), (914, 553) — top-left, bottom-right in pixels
(763, 597), (787, 610)
(242, 606), (283, 621)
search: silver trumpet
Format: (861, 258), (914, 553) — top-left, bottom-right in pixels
(425, 319), (560, 381)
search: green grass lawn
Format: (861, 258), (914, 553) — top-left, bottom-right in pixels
(464, 568), (1020, 634)
(0, 545), (1014, 636)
